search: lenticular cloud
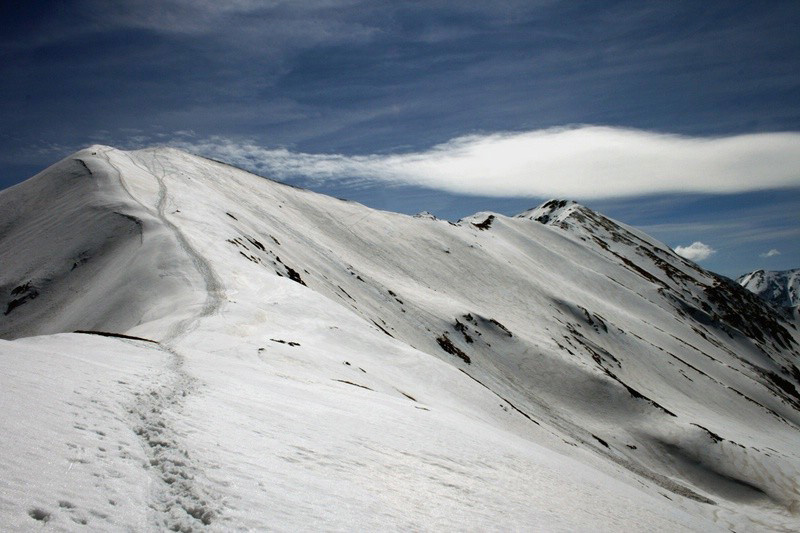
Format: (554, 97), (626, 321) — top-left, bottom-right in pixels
(176, 126), (800, 199)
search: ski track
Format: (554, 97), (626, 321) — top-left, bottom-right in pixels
(99, 148), (224, 530)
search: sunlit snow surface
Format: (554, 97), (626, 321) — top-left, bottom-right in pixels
(1, 146), (799, 531)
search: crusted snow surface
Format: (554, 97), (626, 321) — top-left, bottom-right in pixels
(1, 145), (800, 531)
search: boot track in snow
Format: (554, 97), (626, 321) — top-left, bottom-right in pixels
(98, 149), (225, 530)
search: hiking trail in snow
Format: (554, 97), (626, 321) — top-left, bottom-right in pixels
(100, 147), (224, 530)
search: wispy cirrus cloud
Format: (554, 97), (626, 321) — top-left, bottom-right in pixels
(674, 242), (716, 262)
(81, 0), (375, 37)
(760, 249), (781, 258)
(172, 126), (800, 199)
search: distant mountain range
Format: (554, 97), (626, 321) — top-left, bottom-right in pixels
(1, 146), (798, 531)
(739, 268), (800, 322)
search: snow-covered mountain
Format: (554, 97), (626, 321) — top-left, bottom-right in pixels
(739, 268), (800, 321)
(1, 146), (799, 531)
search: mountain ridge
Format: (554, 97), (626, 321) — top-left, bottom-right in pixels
(1, 145), (799, 531)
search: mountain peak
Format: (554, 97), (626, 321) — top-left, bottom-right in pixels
(739, 268), (800, 320)
(516, 198), (580, 224)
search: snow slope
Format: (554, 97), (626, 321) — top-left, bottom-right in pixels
(1, 146), (799, 531)
(739, 268), (800, 321)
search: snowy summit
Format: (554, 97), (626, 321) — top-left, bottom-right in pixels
(1, 146), (799, 531)
(739, 268), (800, 322)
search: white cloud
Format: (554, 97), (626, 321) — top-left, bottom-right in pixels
(173, 126), (800, 199)
(760, 249), (781, 258)
(674, 242), (716, 261)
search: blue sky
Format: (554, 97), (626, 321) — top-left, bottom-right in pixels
(1, 1), (798, 277)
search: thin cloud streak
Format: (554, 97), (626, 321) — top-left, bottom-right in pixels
(640, 222), (800, 247)
(175, 126), (800, 199)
